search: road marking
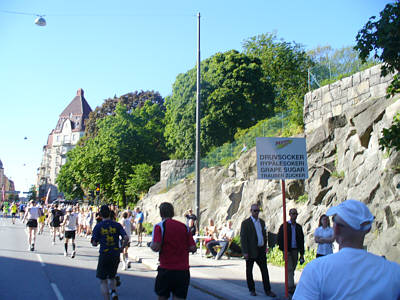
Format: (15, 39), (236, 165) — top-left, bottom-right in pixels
(36, 253), (45, 267)
(51, 283), (65, 300)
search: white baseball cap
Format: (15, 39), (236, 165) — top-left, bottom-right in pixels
(326, 199), (374, 231)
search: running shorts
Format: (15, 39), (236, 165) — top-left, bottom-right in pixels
(155, 267), (190, 299)
(50, 220), (61, 227)
(96, 253), (120, 280)
(64, 230), (76, 239)
(27, 219), (38, 228)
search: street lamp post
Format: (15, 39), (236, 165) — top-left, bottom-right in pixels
(195, 12), (201, 225)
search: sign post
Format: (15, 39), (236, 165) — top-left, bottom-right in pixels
(256, 137), (308, 298)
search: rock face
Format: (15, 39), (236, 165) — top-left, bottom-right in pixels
(139, 67), (400, 263)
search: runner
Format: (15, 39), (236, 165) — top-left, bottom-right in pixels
(3, 204), (9, 219)
(10, 202), (17, 224)
(119, 211), (132, 270)
(62, 206), (78, 258)
(37, 204), (46, 234)
(19, 202), (26, 220)
(85, 207), (94, 238)
(91, 205), (128, 300)
(22, 200), (40, 251)
(50, 204), (64, 245)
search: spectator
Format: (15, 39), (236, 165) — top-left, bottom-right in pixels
(278, 208), (304, 295)
(184, 209), (198, 235)
(314, 214), (334, 257)
(150, 202), (197, 300)
(240, 204), (276, 298)
(134, 207), (144, 246)
(204, 219), (218, 254)
(293, 199), (400, 300)
(207, 220), (234, 260)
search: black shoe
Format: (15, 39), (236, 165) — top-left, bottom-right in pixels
(115, 275), (121, 287)
(250, 291), (256, 296)
(71, 251), (76, 259)
(30, 244), (34, 251)
(110, 290), (118, 300)
(266, 290), (277, 298)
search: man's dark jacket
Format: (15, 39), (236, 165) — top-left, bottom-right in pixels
(240, 217), (267, 259)
(277, 221), (305, 255)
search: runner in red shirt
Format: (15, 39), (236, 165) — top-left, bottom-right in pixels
(150, 202), (197, 300)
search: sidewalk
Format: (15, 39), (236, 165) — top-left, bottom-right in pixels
(128, 236), (302, 300)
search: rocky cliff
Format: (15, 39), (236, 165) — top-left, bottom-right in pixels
(139, 67), (400, 263)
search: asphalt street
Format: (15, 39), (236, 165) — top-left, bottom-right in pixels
(0, 216), (218, 300)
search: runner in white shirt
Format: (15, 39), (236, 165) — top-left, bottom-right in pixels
(22, 200), (41, 251)
(62, 206), (78, 258)
(119, 211), (132, 270)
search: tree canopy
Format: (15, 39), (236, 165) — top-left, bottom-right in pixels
(243, 33), (313, 125)
(57, 101), (167, 206)
(308, 45), (378, 87)
(84, 90), (164, 139)
(164, 50), (274, 159)
(354, 1), (400, 153)
(355, 1), (400, 97)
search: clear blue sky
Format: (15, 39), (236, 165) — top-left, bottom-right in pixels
(0, 0), (391, 194)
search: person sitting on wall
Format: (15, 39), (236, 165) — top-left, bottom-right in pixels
(206, 220), (234, 260)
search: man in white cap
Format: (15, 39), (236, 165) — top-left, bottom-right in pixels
(293, 199), (400, 300)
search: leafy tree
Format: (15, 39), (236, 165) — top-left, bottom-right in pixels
(126, 163), (156, 202)
(355, 1), (400, 97)
(165, 50), (274, 159)
(28, 185), (37, 201)
(354, 2), (400, 153)
(84, 90), (164, 139)
(308, 45), (378, 87)
(243, 33), (313, 125)
(57, 101), (167, 206)
(379, 113), (400, 153)
(56, 154), (85, 201)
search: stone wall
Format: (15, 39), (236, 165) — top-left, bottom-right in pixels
(304, 64), (395, 133)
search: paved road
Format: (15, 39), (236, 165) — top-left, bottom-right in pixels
(0, 216), (218, 300)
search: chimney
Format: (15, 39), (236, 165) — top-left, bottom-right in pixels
(77, 88), (84, 97)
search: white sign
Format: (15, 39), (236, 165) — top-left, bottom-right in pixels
(256, 137), (308, 180)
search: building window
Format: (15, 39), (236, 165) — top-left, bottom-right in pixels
(64, 135), (70, 143)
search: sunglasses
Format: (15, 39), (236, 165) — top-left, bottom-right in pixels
(252, 209), (260, 212)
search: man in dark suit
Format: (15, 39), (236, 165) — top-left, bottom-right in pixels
(240, 204), (276, 298)
(277, 208), (304, 294)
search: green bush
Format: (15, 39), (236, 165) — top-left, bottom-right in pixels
(232, 235), (241, 247)
(267, 246), (316, 270)
(142, 222), (153, 235)
(331, 170), (345, 179)
(296, 194), (308, 204)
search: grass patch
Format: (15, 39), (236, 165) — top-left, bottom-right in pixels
(267, 246), (316, 270)
(296, 194), (308, 204)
